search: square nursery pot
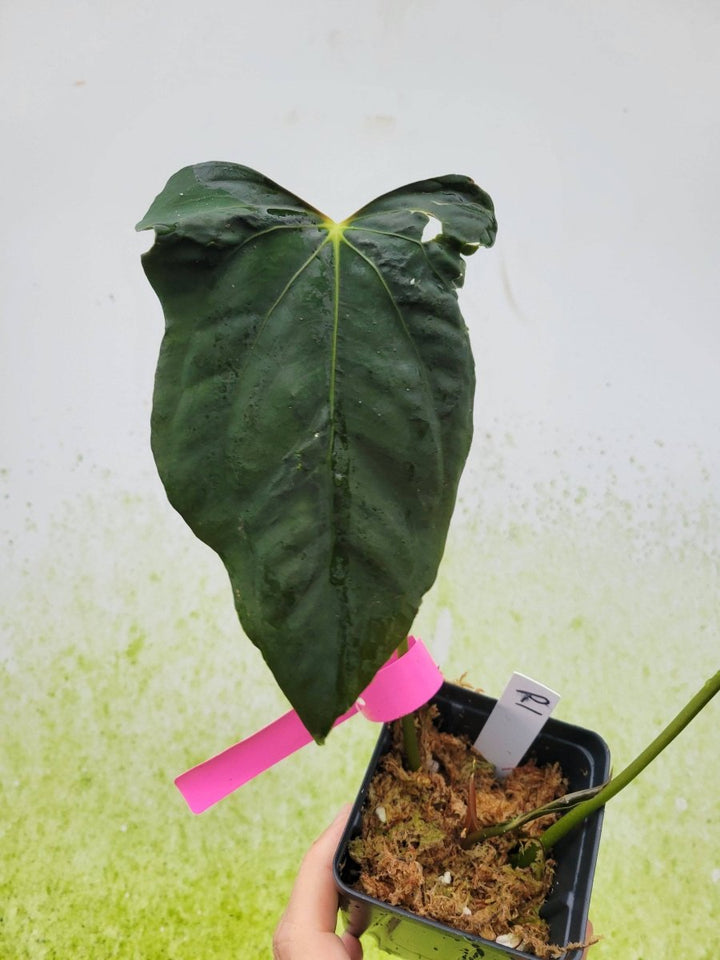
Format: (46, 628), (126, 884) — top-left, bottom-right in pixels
(333, 681), (611, 960)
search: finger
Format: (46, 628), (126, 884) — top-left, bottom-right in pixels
(340, 929), (364, 960)
(282, 804), (353, 934)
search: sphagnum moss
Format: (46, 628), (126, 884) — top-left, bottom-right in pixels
(349, 707), (575, 958)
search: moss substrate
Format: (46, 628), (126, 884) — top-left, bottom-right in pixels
(350, 706), (587, 958)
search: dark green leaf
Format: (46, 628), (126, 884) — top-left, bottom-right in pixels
(137, 162), (496, 741)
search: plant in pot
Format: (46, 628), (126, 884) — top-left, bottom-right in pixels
(333, 670), (719, 959)
(136, 163), (719, 959)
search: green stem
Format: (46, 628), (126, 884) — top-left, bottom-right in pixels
(461, 784), (607, 848)
(398, 637), (421, 772)
(539, 668), (720, 853)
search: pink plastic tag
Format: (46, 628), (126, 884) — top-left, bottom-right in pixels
(175, 636), (443, 814)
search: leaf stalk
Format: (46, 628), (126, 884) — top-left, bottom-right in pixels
(398, 637), (421, 772)
(538, 668), (720, 852)
(460, 783), (608, 848)
(460, 670), (719, 856)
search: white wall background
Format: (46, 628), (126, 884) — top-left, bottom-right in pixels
(2, 2), (719, 958)
(3, 1), (719, 551)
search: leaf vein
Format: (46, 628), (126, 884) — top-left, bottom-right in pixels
(235, 236), (330, 386)
(236, 222), (322, 251)
(339, 235), (442, 455)
(344, 225), (449, 287)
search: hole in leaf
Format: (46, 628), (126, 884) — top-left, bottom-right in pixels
(421, 215), (442, 244)
(134, 229), (156, 254)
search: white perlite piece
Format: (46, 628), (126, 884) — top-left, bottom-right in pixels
(440, 871), (452, 885)
(374, 806), (387, 824)
(495, 932), (522, 948)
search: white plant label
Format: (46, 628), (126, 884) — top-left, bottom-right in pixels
(474, 672), (560, 777)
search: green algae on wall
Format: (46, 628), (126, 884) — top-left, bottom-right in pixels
(1, 454), (718, 958)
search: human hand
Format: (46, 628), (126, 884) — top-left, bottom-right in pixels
(273, 804), (362, 960)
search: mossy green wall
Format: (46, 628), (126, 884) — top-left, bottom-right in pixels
(2, 444), (718, 958)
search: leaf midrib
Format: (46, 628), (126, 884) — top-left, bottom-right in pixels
(228, 217), (441, 473)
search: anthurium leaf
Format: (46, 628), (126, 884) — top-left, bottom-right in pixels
(137, 162), (496, 741)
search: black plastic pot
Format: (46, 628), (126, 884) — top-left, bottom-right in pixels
(333, 681), (611, 960)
